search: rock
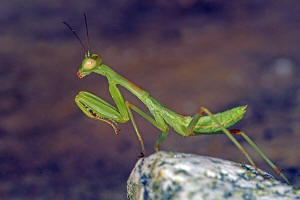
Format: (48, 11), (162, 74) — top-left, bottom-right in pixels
(127, 151), (299, 200)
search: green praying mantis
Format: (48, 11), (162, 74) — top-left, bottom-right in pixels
(64, 15), (290, 184)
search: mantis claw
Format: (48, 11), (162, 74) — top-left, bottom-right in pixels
(95, 117), (120, 135)
(137, 152), (145, 160)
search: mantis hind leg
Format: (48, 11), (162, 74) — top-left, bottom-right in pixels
(231, 129), (290, 184)
(125, 101), (146, 157)
(187, 107), (290, 184)
(185, 107), (258, 169)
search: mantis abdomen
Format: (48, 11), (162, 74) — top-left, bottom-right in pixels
(143, 97), (247, 136)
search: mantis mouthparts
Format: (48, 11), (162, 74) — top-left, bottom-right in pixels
(77, 72), (83, 79)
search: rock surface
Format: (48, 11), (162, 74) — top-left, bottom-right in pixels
(127, 151), (299, 200)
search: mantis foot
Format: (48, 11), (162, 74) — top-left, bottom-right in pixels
(137, 152), (145, 160)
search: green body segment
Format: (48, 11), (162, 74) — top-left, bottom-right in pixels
(192, 105), (247, 134)
(138, 97), (246, 136)
(152, 103), (246, 136)
(76, 63), (246, 135)
(101, 64), (247, 135)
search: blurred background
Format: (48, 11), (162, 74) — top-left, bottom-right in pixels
(0, 0), (299, 199)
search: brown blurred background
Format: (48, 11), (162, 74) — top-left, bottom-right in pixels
(0, 0), (299, 199)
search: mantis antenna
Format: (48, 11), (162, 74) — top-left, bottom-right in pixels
(63, 21), (88, 57)
(84, 13), (91, 57)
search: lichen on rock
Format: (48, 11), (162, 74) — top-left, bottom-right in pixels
(127, 151), (299, 200)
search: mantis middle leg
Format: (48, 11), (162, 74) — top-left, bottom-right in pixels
(125, 101), (170, 154)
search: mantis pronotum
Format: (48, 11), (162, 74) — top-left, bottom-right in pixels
(64, 14), (290, 184)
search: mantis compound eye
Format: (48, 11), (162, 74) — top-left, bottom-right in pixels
(83, 58), (96, 70)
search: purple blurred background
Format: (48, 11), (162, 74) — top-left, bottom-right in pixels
(0, 0), (299, 199)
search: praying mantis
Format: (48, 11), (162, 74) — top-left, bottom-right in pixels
(64, 15), (290, 184)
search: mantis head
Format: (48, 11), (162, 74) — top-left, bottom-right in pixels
(77, 54), (102, 78)
(63, 14), (103, 79)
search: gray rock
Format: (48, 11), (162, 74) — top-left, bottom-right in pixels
(127, 151), (299, 200)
